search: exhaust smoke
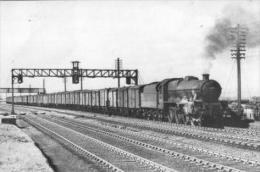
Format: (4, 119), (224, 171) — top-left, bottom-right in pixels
(203, 5), (260, 73)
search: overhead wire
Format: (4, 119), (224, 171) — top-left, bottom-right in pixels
(242, 59), (252, 99)
(222, 60), (236, 98)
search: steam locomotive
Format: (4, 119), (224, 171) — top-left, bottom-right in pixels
(7, 74), (225, 128)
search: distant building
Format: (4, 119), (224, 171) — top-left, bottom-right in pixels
(251, 97), (260, 103)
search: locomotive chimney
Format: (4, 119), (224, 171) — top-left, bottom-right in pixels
(202, 73), (209, 80)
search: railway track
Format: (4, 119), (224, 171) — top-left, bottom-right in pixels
(24, 113), (247, 172)
(153, 122), (260, 138)
(22, 117), (123, 172)
(22, 115), (177, 172)
(2, 104), (260, 150)
(41, 113), (260, 171)
(224, 126), (260, 136)
(98, 118), (260, 151)
(16, 104), (260, 136)
(7, 104), (260, 137)
(2, 104), (260, 171)
(26, 105), (259, 151)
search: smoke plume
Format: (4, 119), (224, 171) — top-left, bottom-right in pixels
(203, 5), (260, 73)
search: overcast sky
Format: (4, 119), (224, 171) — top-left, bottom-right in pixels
(0, 0), (259, 99)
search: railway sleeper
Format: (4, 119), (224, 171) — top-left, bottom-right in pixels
(46, 114), (260, 167)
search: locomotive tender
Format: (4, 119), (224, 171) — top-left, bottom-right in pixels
(7, 74), (224, 128)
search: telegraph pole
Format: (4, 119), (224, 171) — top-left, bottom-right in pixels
(230, 24), (247, 115)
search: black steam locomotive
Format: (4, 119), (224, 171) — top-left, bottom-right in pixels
(129, 74), (223, 128)
(7, 74), (224, 128)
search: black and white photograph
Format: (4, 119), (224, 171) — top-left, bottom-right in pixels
(0, 0), (259, 171)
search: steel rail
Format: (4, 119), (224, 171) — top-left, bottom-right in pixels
(9, 104), (260, 136)
(22, 104), (260, 136)
(76, 114), (260, 151)
(4, 104), (259, 169)
(23, 115), (178, 172)
(42, 115), (248, 172)
(22, 116), (124, 172)
(3, 104), (260, 150)
(13, 104), (259, 167)
(60, 116), (260, 167)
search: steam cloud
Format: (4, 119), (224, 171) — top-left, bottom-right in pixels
(203, 5), (260, 73)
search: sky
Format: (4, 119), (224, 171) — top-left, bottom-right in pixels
(0, 0), (259, 99)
